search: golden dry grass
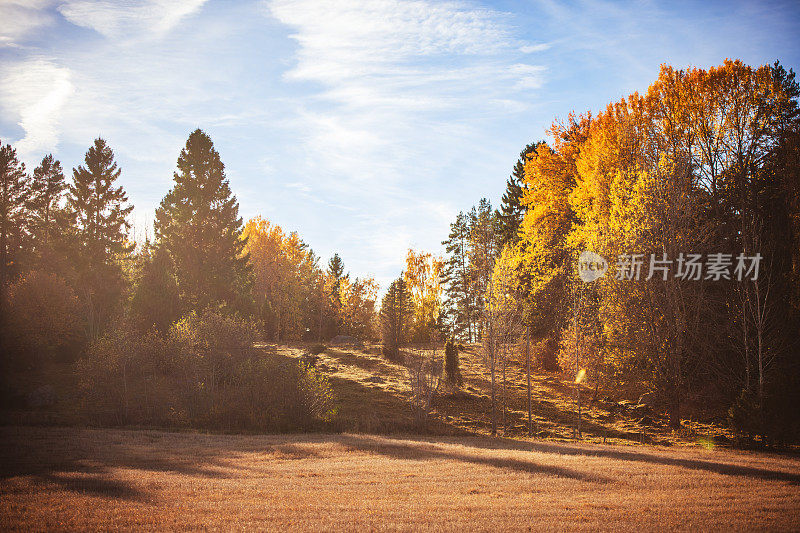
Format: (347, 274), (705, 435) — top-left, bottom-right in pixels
(2, 426), (799, 531)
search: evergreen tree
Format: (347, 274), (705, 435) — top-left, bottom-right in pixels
(497, 142), (541, 247)
(469, 198), (500, 340)
(69, 139), (133, 265)
(154, 129), (249, 311)
(326, 252), (348, 334)
(130, 242), (181, 334)
(28, 154), (67, 268)
(441, 211), (474, 341)
(327, 253), (347, 289)
(68, 138), (133, 339)
(380, 275), (413, 361)
(0, 142), (27, 291)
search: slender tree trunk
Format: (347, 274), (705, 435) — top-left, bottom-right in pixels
(526, 326), (532, 436)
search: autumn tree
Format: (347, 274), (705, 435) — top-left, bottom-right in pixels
(338, 275), (379, 340)
(242, 216), (320, 341)
(404, 249), (444, 344)
(155, 129), (249, 312)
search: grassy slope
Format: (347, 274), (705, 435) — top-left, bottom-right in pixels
(295, 344), (737, 447)
(2, 426), (799, 531)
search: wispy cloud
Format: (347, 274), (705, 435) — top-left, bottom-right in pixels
(266, 0), (546, 281)
(0, 0), (57, 47)
(0, 58), (73, 157)
(58, 0), (208, 41)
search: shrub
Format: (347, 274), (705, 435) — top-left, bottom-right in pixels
(218, 358), (335, 431)
(77, 323), (180, 426)
(382, 344), (403, 363)
(3, 271), (83, 367)
(309, 344), (327, 355)
(77, 309), (336, 432)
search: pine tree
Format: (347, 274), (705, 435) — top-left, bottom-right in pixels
(155, 129), (248, 311)
(130, 242), (181, 334)
(380, 276), (413, 361)
(0, 142), (27, 291)
(68, 138), (133, 339)
(469, 198), (500, 340)
(498, 142), (541, 247)
(441, 211), (474, 341)
(327, 253), (347, 289)
(69, 139), (133, 264)
(28, 154), (67, 266)
(326, 253), (348, 334)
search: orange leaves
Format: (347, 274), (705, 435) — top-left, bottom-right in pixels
(404, 248), (445, 340)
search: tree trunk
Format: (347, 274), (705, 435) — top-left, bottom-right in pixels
(526, 327), (532, 437)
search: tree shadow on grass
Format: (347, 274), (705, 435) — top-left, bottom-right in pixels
(335, 434), (610, 484)
(469, 436), (800, 485)
(0, 426), (323, 502)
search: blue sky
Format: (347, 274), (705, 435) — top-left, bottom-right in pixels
(1, 0), (799, 289)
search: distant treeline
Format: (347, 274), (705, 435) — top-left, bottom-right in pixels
(0, 128), (375, 429)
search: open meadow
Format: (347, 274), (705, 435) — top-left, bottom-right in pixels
(2, 426), (799, 531)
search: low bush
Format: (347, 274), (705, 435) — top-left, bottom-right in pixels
(77, 309), (336, 431)
(309, 344), (327, 355)
(3, 271), (83, 368)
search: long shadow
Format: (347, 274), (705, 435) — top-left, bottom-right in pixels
(466, 436), (800, 485)
(336, 434), (610, 484)
(0, 427), (319, 502)
(324, 349), (403, 377)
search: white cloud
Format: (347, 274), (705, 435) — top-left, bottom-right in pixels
(58, 0), (208, 40)
(519, 43), (551, 53)
(0, 0), (57, 47)
(0, 58), (73, 157)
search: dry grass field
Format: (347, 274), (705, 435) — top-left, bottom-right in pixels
(2, 426), (799, 531)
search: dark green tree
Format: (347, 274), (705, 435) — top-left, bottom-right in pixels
(0, 142), (27, 291)
(68, 138), (133, 339)
(154, 129), (249, 312)
(325, 252), (348, 335)
(327, 253), (347, 289)
(69, 139), (133, 264)
(468, 198), (500, 339)
(380, 275), (413, 362)
(27, 154), (68, 269)
(441, 211), (474, 341)
(130, 242), (181, 334)
(497, 142), (541, 247)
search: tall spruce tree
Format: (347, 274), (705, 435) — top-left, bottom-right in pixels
(327, 253), (347, 288)
(0, 142), (27, 291)
(68, 138), (133, 339)
(441, 211), (474, 341)
(155, 129), (248, 311)
(497, 142), (541, 247)
(28, 154), (67, 267)
(380, 275), (413, 361)
(469, 198), (500, 340)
